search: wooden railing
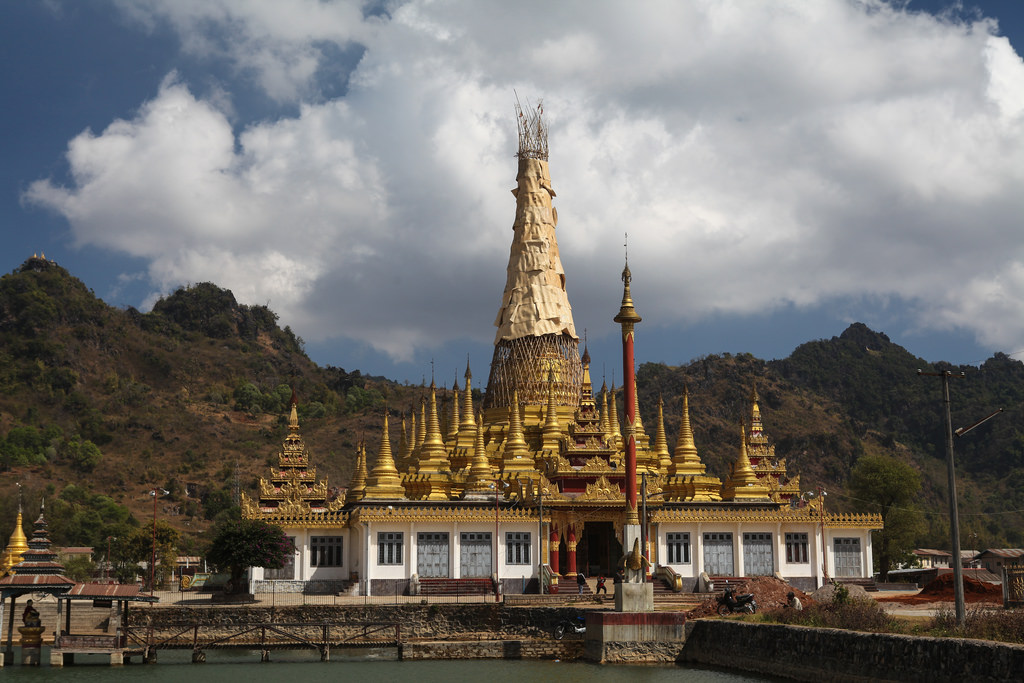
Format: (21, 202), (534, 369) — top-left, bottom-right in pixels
(540, 564), (553, 594)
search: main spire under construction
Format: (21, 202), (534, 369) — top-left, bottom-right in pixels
(485, 100), (582, 410)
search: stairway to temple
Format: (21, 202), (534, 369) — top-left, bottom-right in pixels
(419, 578), (494, 596)
(838, 578), (879, 592)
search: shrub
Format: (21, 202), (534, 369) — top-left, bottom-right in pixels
(771, 595), (900, 633)
(931, 606), (1024, 644)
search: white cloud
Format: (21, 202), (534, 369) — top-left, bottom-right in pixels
(26, 0), (1024, 362)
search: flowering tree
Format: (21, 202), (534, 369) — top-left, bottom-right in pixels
(206, 518), (294, 593)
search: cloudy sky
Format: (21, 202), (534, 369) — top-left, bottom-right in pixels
(3, 0), (1024, 384)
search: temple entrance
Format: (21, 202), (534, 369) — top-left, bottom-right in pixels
(703, 532), (735, 576)
(577, 522), (621, 577)
(417, 532), (450, 577)
(833, 537), (862, 577)
(459, 532), (492, 578)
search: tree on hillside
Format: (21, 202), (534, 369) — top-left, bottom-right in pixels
(849, 454), (925, 581)
(106, 521), (179, 588)
(206, 518), (294, 594)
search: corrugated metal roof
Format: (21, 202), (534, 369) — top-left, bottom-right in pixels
(64, 583), (158, 602)
(0, 574), (75, 588)
(977, 548), (1024, 559)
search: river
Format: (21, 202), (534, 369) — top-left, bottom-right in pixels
(1, 648), (776, 681)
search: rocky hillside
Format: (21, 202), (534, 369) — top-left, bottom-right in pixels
(638, 323), (1024, 548)
(0, 257), (421, 551)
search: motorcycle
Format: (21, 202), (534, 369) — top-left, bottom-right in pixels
(716, 587), (757, 615)
(553, 615), (586, 639)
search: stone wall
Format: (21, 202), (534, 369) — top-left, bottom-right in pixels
(370, 579), (409, 596)
(401, 640), (582, 660)
(252, 579), (349, 594)
(129, 604), (583, 642)
(681, 620), (1024, 683)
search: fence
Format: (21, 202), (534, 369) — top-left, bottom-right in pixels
(1004, 563), (1024, 608)
(174, 581), (512, 606)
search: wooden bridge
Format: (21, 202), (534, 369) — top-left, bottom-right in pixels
(66, 621), (403, 664)
(127, 620), (402, 662)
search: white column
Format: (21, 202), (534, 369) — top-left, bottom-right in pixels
(453, 521), (461, 579)
(409, 522), (417, 580)
(695, 524), (704, 575)
(364, 522), (372, 597)
(298, 531), (308, 580)
(864, 532), (874, 579)
(734, 524), (744, 576)
(775, 523), (783, 574)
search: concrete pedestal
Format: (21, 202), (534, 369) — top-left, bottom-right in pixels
(21, 646), (40, 666)
(583, 611), (686, 663)
(614, 582), (654, 612)
(18, 626), (45, 666)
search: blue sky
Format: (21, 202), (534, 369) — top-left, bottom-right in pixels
(3, 1), (1024, 384)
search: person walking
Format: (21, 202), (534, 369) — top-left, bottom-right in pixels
(577, 571), (586, 594)
(596, 575), (607, 595)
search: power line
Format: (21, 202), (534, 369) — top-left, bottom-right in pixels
(829, 489), (1024, 519)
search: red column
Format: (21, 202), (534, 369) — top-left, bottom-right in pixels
(567, 527), (578, 575)
(549, 529), (561, 575)
(623, 332), (638, 521)
(614, 263), (642, 525)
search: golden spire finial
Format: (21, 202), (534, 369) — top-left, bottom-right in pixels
(613, 243), (642, 326)
(398, 414), (410, 456)
(288, 388), (299, 431)
(600, 383), (611, 438)
(632, 376), (647, 441)
(421, 382), (446, 453)
(463, 411), (494, 499)
(654, 395), (671, 472)
(365, 411), (406, 499)
(671, 385), (702, 473)
(446, 379), (460, 446)
(579, 345), (594, 402)
(502, 391), (532, 476)
(750, 383), (764, 435)
(608, 382), (622, 444)
(415, 398), (426, 449)
(460, 359), (476, 434)
(722, 421), (769, 501)
(735, 423), (756, 481)
(346, 441), (368, 504)
(0, 509), (29, 577)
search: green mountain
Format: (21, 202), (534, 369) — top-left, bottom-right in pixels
(1, 258), (1021, 553)
(638, 323), (1024, 548)
(0, 257), (406, 551)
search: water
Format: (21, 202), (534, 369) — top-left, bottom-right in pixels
(1, 648), (773, 682)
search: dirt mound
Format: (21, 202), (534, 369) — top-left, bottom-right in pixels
(875, 573), (1002, 605)
(920, 572), (1000, 598)
(810, 581), (870, 604)
(686, 576), (814, 619)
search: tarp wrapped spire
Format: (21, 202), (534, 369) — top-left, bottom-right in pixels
(485, 101), (582, 410)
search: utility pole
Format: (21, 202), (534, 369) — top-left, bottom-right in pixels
(918, 369), (966, 626)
